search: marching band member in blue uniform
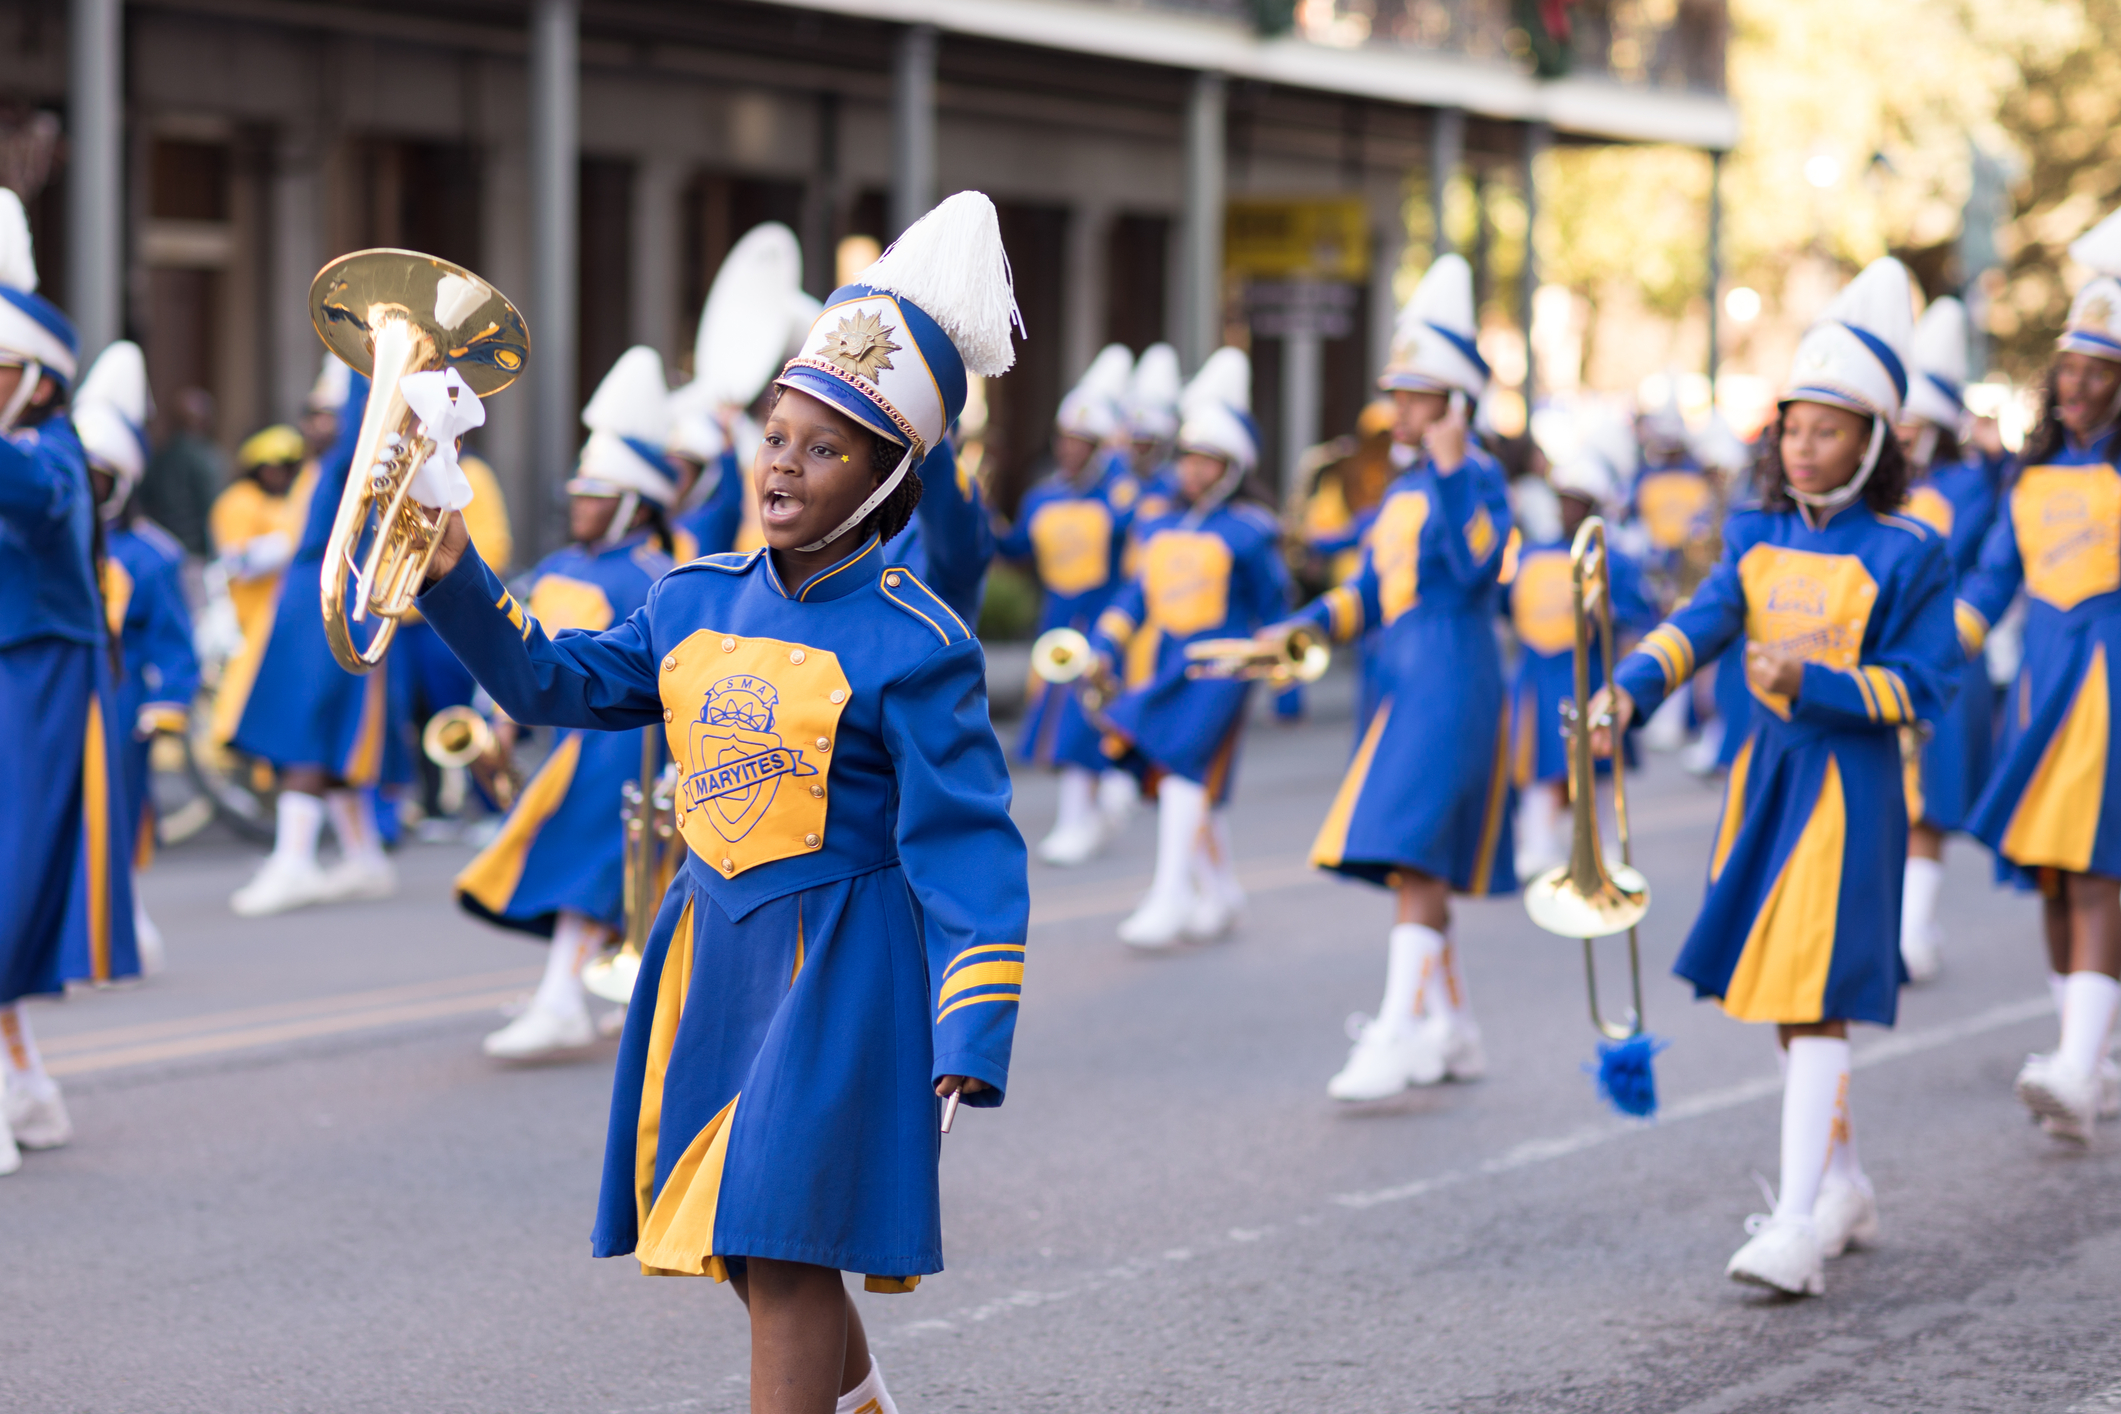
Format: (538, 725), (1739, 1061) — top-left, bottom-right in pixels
(1090, 348), (1289, 948)
(457, 346), (676, 1060)
(668, 389), (742, 562)
(1960, 208), (2121, 1143)
(1597, 259), (1958, 1296)
(882, 430), (994, 629)
(1123, 342), (1182, 517)
(415, 192), (1025, 1414)
(1893, 296), (1996, 984)
(1631, 385), (1721, 757)
(225, 371), (410, 916)
(76, 341), (198, 975)
(1505, 411), (1654, 878)
(1299, 401), (1397, 744)
(0, 190), (137, 1171)
(999, 344), (1141, 865)
(1275, 256), (1512, 1102)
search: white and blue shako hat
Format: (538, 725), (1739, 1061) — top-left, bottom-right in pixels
(777, 190), (1022, 550)
(1379, 254), (1486, 399)
(1903, 296), (1968, 431)
(0, 188), (78, 430)
(73, 340), (152, 511)
(1550, 405), (1636, 515)
(1174, 346), (1259, 509)
(1782, 255), (1914, 510)
(1126, 343), (1182, 443)
(2062, 208), (2121, 364)
(1055, 342), (1135, 444)
(672, 222), (816, 474)
(572, 345), (675, 546)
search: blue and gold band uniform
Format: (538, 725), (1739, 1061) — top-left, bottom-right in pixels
(104, 518), (200, 867)
(671, 445), (743, 563)
(1089, 498), (1289, 798)
(998, 446), (1138, 770)
(1631, 455), (1718, 600)
(1961, 428), (2121, 881)
(882, 439), (994, 628)
(1303, 495), (1384, 744)
(230, 373), (412, 788)
(1613, 503), (1959, 1025)
(1296, 446), (1518, 894)
(0, 414), (140, 999)
(416, 535), (1025, 1287)
(1504, 530), (1655, 788)
(1899, 452), (1998, 832)
(454, 530), (674, 935)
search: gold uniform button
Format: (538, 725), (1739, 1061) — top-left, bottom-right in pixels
(721, 637), (736, 653)
(816, 736), (831, 751)
(829, 689), (846, 704)
(789, 648), (806, 665)
(804, 833), (820, 848)
(661, 654), (677, 672)
(809, 784), (824, 798)
(721, 857), (734, 872)
(885, 573), (902, 588)
(662, 708), (673, 722)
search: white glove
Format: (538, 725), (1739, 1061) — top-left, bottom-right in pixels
(398, 367), (485, 511)
(231, 531), (295, 580)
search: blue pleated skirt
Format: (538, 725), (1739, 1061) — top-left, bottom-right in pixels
(1969, 616), (2121, 880)
(1911, 655), (1994, 833)
(229, 556), (410, 785)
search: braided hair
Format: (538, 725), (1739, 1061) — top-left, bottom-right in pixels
(1752, 406), (1911, 516)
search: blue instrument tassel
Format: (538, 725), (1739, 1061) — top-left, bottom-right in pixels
(1586, 1034), (1668, 1117)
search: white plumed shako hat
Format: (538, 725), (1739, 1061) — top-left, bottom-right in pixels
(1550, 406), (1635, 513)
(1126, 343), (1182, 442)
(1055, 342), (1134, 443)
(573, 345), (675, 506)
(0, 188), (77, 429)
(1175, 346), (1258, 475)
(776, 190), (1021, 549)
(2062, 208), (2121, 363)
(73, 339), (152, 499)
(1903, 296), (1968, 430)
(1379, 254), (1486, 398)
(1784, 256), (1914, 425)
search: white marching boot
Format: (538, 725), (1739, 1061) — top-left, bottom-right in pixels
(1726, 1213), (1825, 1296)
(1813, 1175), (1879, 1259)
(1037, 769), (1107, 867)
(3, 1073), (72, 1150)
(483, 1000), (596, 1060)
(1184, 807), (1243, 940)
(1118, 776), (1208, 949)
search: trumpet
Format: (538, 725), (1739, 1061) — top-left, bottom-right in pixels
(1183, 623), (1331, 687)
(583, 728), (677, 1005)
(1521, 516), (1651, 1041)
(309, 249), (529, 674)
(420, 704), (522, 813)
(1031, 627), (1119, 714)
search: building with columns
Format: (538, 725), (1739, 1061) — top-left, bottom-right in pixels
(0, 0), (1733, 557)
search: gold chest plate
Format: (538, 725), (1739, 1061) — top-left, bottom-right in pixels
(1142, 530), (1233, 637)
(1511, 550), (1576, 656)
(1638, 472), (1715, 551)
(1903, 485), (1954, 538)
(1373, 489), (1430, 625)
(528, 574), (615, 633)
(1029, 499), (1114, 597)
(2014, 464), (2121, 611)
(1739, 545), (1878, 718)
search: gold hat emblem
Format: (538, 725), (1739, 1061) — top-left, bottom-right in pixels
(2083, 292), (2117, 329)
(818, 309), (901, 382)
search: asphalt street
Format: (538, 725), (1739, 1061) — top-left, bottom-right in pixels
(7, 665), (2121, 1413)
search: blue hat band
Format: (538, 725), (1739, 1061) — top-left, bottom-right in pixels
(1924, 371), (1963, 411)
(622, 435), (676, 484)
(776, 364), (916, 449)
(1425, 321), (1491, 380)
(1842, 323), (1908, 404)
(2062, 328), (2121, 356)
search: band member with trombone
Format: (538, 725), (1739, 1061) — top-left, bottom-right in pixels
(1891, 296), (1997, 984)
(454, 346), (676, 1061)
(410, 195), (1025, 1414)
(0, 189), (138, 1171)
(1594, 258), (1959, 1296)
(999, 344), (1143, 866)
(1959, 207), (2121, 1143)
(1087, 347), (1291, 947)
(75, 340), (199, 974)
(1272, 255), (1513, 1102)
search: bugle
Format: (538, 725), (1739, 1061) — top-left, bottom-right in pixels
(1521, 516), (1651, 1041)
(582, 727), (677, 1005)
(309, 250), (529, 674)
(1183, 623), (1331, 687)
(1031, 627), (1120, 715)
(420, 704), (522, 813)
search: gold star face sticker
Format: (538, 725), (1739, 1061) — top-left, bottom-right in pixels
(818, 309), (901, 382)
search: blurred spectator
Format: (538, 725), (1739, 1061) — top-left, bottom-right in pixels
(138, 388), (225, 556)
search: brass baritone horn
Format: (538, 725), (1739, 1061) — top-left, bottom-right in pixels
(420, 704), (522, 813)
(1521, 516), (1651, 1041)
(583, 728), (677, 1005)
(309, 250), (530, 674)
(1183, 623), (1331, 687)
(1031, 627), (1120, 715)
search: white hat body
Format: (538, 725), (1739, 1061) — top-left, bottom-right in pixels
(1379, 254), (1486, 398)
(1903, 296), (1968, 429)
(1784, 256), (1915, 423)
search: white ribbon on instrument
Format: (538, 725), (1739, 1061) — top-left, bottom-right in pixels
(399, 367), (486, 511)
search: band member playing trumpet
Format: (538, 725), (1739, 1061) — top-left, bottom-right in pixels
(413, 194), (1025, 1414)
(1088, 347), (1290, 948)
(1960, 207), (2121, 1143)
(1595, 259), (1959, 1296)
(453, 346), (676, 1059)
(1275, 255), (1513, 1103)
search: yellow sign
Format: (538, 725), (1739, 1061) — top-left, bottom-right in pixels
(1224, 198), (1370, 281)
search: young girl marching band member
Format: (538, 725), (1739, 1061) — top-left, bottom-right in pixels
(1275, 254), (1512, 1101)
(1596, 258), (1959, 1295)
(414, 192), (1026, 1414)
(1123, 343), (1183, 521)
(1505, 409), (1656, 879)
(0, 190), (140, 1172)
(1088, 348), (1289, 948)
(1892, 296), (1997, 984)
(75, 341), (199, 974)
(1960, 208), (2121, 1143)
(999, 343), (1142, 866)
(455, 346), (677, 1060)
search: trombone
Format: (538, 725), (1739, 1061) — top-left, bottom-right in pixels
(420, 704), (522, 813)
(582, 727), (677, 1005)
(1183, 623), (1331, 687)
(1031, 627), (1121, 718)
(1522, 516), (1651, 1040)
(309, 250), (530, 674)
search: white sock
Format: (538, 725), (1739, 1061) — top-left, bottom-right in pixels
(133, 896), (165, 975)
(1776, 1036), (1850, 1221)
(1380, 923), (1443, 1029)
(534, 912), (598, 1016)
(836, 1356), (899, 1414)
(2050, 972), (2069, 1018)
(325, 790), (387, 869)
(1097, 769), (1139, 820)
(2057, 972), (2121, 1078)
(1141, 776), (1207, 912)
(1191, 807), (1242, 908)
(1051, 767), (1098, 837)
(1823, 1062), (1867, 1191)
(1431, 931), (1468, 1024)
(270, 791), (326, 868)
(0, 1003), (53, 1096)
(1901, 856), (1943, 950)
